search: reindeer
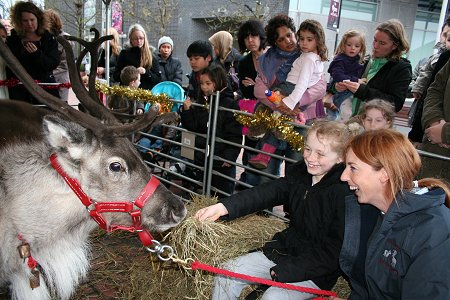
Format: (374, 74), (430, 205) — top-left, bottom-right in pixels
(0, 30), (187, 300)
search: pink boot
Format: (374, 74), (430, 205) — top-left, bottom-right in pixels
(249, 143), (277, 169)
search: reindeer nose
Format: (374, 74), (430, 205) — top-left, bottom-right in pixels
(172, 206), (187, 222)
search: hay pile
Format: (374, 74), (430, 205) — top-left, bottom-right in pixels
(166, 195), (288, 299)
(74, 195), (350, 299)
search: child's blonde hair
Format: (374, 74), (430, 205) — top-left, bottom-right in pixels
(335, 30), (366, 63)
(359, 99), (396, 128)
(298, 19), (328, 61)
(306, 120), (355, 158)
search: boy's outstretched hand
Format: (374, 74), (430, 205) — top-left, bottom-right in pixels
(195, 203), (228, 221)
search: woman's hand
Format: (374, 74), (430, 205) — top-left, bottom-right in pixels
(137, 67), (146, 75)
(195, 203), (228, 221)
(425, 119), (446, 145)
(183, 97), (192, 110)
(334, 82), (348, 92)
(342, 80), (360, 93)
(97, 67), (105, 76)
(23, 41), (38, 53)
(242, 77), (256, 88)
(412, 92), (422, 100)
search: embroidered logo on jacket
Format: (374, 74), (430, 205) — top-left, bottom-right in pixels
(378, 239), (400, 274)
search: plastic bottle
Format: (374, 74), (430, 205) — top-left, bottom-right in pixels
(265, 90), (282, 106)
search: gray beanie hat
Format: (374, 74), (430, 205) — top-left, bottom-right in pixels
(158, 36), (174, 49)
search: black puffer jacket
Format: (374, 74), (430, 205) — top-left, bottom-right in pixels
(113, 46), (161, 90)
(157, 54), (183, 85)
(220, 162), (351, 290)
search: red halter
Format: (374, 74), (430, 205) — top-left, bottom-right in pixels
(50, 153), (159, 246)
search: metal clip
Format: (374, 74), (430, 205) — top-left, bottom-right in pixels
(145, 240), (175, 261)
(17, 243), (31, 259)
(29, 268), (40, 289)
(170, 255), (194, 270)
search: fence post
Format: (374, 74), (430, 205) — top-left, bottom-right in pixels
(203, 91), (221, 197)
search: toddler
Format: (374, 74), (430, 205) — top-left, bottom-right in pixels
(324, 30), (366, 120)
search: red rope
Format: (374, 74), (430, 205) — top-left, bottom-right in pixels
(191, 260), (337, 298)
(0, 79), (71, 89)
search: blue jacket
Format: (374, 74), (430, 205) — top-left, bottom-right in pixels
(341, 189), (450, 299)
(328, 53), (363, 83)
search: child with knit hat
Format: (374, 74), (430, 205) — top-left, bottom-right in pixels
(157, 35), (183, 85)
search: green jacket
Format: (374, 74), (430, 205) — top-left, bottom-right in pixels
(420, 58), (450, 180)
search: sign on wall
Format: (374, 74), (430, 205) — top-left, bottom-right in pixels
(327, 0), (342, 31)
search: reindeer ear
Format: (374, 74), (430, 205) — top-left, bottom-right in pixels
(43, 115), (95, 160)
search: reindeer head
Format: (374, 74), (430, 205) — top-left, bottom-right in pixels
(43, 115), (186, 232)
(0, 29), (186, 234)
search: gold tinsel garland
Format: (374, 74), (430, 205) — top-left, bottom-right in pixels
(95, 82), (174, 113)
(235, 109), (305, 152)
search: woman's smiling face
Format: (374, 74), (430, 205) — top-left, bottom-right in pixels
(341, 148), (389, 211)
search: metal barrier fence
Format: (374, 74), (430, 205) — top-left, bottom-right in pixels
(134, 91), (450, 203)
(134, 92), (305, 204)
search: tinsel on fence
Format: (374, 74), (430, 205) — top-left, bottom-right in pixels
(95, 82), (173, 113)
(235, 109), (305, 152)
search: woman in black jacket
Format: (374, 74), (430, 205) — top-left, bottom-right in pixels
(335, 19), (412, 113)
(113, 24), (160, 90)
(180, 64), (242, 197)
(6, 1), (60, 103)
(195, 120), (354, 299)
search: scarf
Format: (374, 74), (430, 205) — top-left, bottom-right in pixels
(367, 57), (388, 82)
(258, 46), (300, 88)
(209, 31), (233, 63)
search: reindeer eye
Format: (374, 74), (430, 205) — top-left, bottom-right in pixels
(109, 162), (123, 172)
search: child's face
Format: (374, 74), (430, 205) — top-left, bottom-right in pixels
(131, 74), (141, 88)
(362, 108), (391, 131)
(189, 55), (211, 72)
(200, 74), (215, 96)
(303, 131), (342, 183)
(344, 36), (363, 57)
(299, 30), (317, 54)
